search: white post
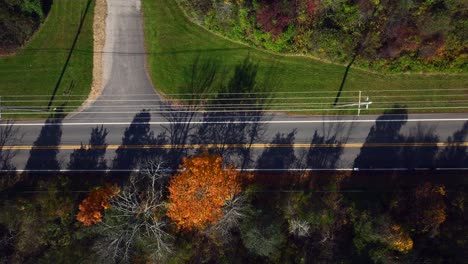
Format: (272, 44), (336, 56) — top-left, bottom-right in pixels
(357, 90), (361, 116)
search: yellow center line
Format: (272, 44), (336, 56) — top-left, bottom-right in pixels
(1, 142), (467, 150)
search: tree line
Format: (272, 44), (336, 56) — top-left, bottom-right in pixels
(179, 0), (467, 72)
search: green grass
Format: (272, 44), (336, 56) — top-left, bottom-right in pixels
(0, 0), (94, 118)
(142, 0), (468, 114)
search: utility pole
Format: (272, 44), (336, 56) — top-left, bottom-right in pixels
(334, 90), (372, 116)
(358, 90), (362, 116)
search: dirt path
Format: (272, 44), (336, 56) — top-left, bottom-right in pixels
(90, 0), (107, 100)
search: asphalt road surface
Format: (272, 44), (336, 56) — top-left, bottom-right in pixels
(1, 0), (467, 172)
(69, 0), (162, 122)
(3, 114), (468, 171)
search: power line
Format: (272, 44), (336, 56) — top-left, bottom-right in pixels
(1, 93), (466, 104)
(1, 106), (468, 115)
(0, 88), (466, 97)
(2, 99), (467, 110)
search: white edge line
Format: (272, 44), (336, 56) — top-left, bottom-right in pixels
(2, 118), (468, 126)
(1, 168), (467, 173)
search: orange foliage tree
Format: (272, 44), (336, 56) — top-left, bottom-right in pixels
(77, 184), (120, 226)
(167, 152), (241, 231)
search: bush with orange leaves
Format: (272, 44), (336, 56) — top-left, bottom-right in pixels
(76, 184), (120, 226)
(167, 153), (242, 231)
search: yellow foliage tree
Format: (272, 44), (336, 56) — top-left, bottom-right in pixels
(167, 153), (241, 231)
(413, 182), (447, 233)
(388, 225), (414, 253)
(76, 184), (120, 226)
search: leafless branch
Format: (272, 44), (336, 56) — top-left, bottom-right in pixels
(94, 160), (173, 263)
(206, 195), (247, 241)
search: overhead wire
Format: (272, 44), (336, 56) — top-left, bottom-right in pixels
(0, 89), (465, 118)
(2, 99), (468, 110)
(0, 88), (466, 97)
(1, 106), (468, 116)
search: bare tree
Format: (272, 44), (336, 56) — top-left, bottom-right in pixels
(288, 218), (311, 238)
(206, 194), (247, 242)
(94, 160), (173, 263)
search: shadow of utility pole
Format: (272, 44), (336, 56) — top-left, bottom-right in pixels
(47, 0), (92, 110)
(333, 55), (356, 106)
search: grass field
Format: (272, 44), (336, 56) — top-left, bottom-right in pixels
(143, 0), (468, 114)
(0, 0), (94, 118)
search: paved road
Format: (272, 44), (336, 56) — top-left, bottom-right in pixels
(69, 0), (162, 122)
(1, 0), (467, 171)
(3, 114), (468, 171)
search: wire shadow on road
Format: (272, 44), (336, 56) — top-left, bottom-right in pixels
(67, 125), (109, 189)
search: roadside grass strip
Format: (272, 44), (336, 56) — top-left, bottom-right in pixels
(0, 0), (94, 118)
(142, 0), (468, 115)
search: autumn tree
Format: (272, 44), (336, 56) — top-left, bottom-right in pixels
(387, 225), (413, 253)
(352, 211), (413, 262)
(256, 1), (293, 37)
(167, 152), (242, 231)
(410, 182), (447, 235)
(76, 184), (120, 226)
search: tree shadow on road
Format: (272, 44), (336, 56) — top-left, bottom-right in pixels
(353, 106), (408, 169)
(4, 110), (66, 193)
(0, 121), (24, 191)
(306, 120), (354, 170)
(257, 130), (297, 171)
(24, 112), (64, 173)
(400, 123), (439, 169)
(353, 105), (468, 171)
(160, 55), (219, 169)
(110, 110), (166, 183)
(191, 56), (276, 169)
(67, 125), (109, 188)
(436, 121), (468, 168)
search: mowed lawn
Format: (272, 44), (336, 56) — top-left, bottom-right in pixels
(0, 0), (94, 117)
(143, 0), (468, 114)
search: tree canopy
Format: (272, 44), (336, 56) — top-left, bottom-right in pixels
(76, 184), (120, 226)
(167, 152), (242, 231)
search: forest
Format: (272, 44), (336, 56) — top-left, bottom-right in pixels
(0, 163), (466, 263)
(178, 0), (468, 72)
(0, 0), (53, 54)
